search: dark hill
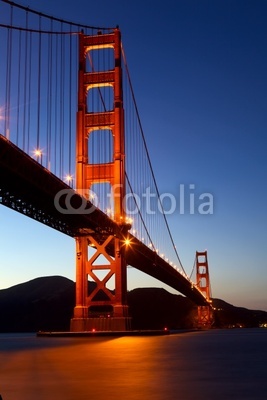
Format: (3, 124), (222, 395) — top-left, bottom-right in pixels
(0, 276), (75, 332)
(211, 298), (267, 328)
(128, 287), (196, 330)
(0, 276), (267, 332)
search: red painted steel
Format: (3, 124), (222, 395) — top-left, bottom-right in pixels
(196, 251), (213, 327)
(71, 29), (131, 331)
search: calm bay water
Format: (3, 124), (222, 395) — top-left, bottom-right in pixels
(0, 329), (266, 400)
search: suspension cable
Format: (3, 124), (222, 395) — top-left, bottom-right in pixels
(22, 9), (28, 151)
(4, 4), (13, 140)
(68, 26), (73, 178)
(125, 172), (157, 252)
(1, 0), (188, 275)
(121, 43), (186, 274)
(189, 255), (196, 281)
(26, 31), (32, 154)
(46, 19), (53, 170)
(0, 23), (79, 34)
(15, 28), (22, 146)
(36, 15), (42, 152)
(1, 0), (114, 31)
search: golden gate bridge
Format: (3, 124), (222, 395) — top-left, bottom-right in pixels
(0, 0), (213, 331)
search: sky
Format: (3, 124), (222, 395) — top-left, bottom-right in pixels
(0, 0), (266, 311)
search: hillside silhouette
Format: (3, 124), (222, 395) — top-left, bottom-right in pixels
(0, 276), (266, 332)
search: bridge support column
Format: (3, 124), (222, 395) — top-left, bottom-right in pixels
(70, 237), (88, 332)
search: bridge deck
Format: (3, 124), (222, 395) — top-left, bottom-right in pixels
(0, 135), (207, 305)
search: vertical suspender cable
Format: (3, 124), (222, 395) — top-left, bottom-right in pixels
(5, 5), (13, 140)
(62, 26), (66, 179)
(27, 31), (32, 154)
(122, 44), (186, 273)
(60, 22), (65, 179)
(55, 34), (58, 176)
(47, 21), (53, 170)
(22, 10), (28, 151)
(68, 26), (73, 179)
(16, 29), (22, 146)
(44, 30), (48, 168)
(59, 23), (63, 178)
(36, 15), (42, 153)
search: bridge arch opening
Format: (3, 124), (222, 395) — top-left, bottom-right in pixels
(88, 129), (113, 164)
(85, 47), (115, 72)
(198, 255), (206, 263)
(87, 85), (114, 113)
(90, 182), (114, 215)
(198, 266), (206, 274)
(199, 277), (207, 288)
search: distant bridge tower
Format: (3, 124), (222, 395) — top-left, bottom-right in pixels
(71, 29), (131, 332)
(196, 251), (213, 327)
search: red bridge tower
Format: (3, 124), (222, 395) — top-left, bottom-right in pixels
(71, 29), (131, 332)
(196, 250), (213, 328)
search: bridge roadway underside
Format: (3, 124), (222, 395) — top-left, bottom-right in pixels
(0, 135), (207, 306)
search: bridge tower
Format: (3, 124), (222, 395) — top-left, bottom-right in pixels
(196, 251), (213, 328)
(70, 29), (131, 332)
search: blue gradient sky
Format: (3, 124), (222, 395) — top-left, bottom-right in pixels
(1, 0), (266, 311)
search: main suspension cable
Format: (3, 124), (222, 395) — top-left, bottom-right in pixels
(121, 43), (186, 274)
(1, 0), (114, 31)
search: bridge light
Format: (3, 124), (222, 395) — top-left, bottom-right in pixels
(124, 238), (131, 246)
(124, 216), (133, 230)
(65, 174), (73, 185)
(34, 149), (43, 165)
(106, 208), (113, 216)
(34, 149), (42, 157)
(126, 217), (133, 224)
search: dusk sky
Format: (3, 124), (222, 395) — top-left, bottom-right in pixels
(0, 0), (266, 311)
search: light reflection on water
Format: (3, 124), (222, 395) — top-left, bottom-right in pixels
(0, 329), (267, 400)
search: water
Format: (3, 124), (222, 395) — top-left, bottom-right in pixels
(0, 329), (266, 400)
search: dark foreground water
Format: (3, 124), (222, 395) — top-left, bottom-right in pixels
(0, 329), (267, 400)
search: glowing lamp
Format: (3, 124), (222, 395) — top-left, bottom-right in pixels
(124, 238), (131, 246)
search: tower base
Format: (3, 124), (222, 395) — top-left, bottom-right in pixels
(70, 316), (132, 332)
(197, 305), (213, 328)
